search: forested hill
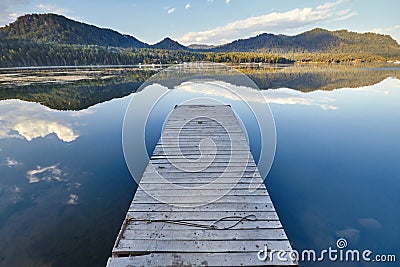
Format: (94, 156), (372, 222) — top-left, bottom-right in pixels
(151, 38), (188, 50)
(2, 14), (399, 55)
(0, 13), (399, 67)
(0, 13), (148, 48)
(213, 28), (400, 57)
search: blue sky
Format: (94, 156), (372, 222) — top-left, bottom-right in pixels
(0, 0), (399, 45)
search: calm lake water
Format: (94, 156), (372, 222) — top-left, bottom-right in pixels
(0, 64), (399, 266)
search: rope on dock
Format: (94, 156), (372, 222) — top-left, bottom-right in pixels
(127, 214), (257, 230)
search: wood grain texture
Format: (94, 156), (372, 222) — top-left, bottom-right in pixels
(107, 105), (296, 266)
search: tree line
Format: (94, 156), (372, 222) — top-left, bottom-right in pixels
(1, 38), (394, 68)
(0, 39), (294, 67)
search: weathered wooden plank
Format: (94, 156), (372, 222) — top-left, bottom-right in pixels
(121, 228), (288, 241)
(115, 239), (293, 253)
(149, 162), (257, 168)
(140, 174), (256, 179)
(142, 171), (262, 177)
(152, 153), (249, 157)
(141, 179), (261, 185)
(149, 164), (257, 170)
(107, 252), (297, 267)
(160, 131), (239, 135)
(163, 123), (240, 126)
(163, 121), (241, 125)
(163, 127), (242, 132)
(161, 125), (243, 129)
(150, 159), (257, 164)
(127, 211), (280, 221)
(137, 183), (267, 191)
(139, 178), (259, 184)
(146, 171), (258, 177)
(136, 192), (268, 197)
(149, 159), (254, 163)
(151, 158), (250, 164)
(141, 181), (260, 186)
(138, 180), (265, 187)
(131, 195), (272, 204)
(145, 167), (258, 173)
(139, 176), (257, 183)
(161, 130), (244, 134)
(138, 179), (260, 185)
(153, 146), (250, 150)
(134, 188), (268, 197)
(128, 203), (277, 212)
(157, 138), (242, 142)
(125, 220), (283, 230)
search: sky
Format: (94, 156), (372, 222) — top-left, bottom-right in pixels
(0, 0), (399, 45)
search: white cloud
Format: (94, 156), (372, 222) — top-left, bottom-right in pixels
(371, 25), (400, 43)
(69, 109), (95, 117)
(36, 3), (70, 14)
(0, 1), (71, 26)
(336, 227), (360, 244)
(372, 25), (400, 32)
(185, 3), (191, 10)
(67, 194), (79, 205)
(226, 0), (231, 4)
(262, 89), (339, 110)
(1, 157), (22, 168)
(0, 100), (79, 143)
(167, 7), (176, 14)
(178, 0), (353, 45)
(13, 186), (21, 193)
(14, 120), (78, 142)
(316, 0), (346, 11)
(333, 11), (358, 21)
(359, 218), (381, 229)
(7, 12), (21, 21)
(0, 0), (29, 25)
(336, 8), (350, 16)
(176, 81), (338, 110)
(26, 164), (63, 183)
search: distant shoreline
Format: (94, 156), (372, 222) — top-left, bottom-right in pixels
(1, 61), (399, 72)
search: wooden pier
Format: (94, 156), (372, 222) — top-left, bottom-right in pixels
(107, 105), (297, 266)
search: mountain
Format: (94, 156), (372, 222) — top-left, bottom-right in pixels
(0, 13), (148, 48)
(151, 37), (188, 50)
(213, 29), (340, 52)
(2, 14), (399, 56)
(0, 13), (399, 68)
(213, 28), (400, 57)
(188, 44), (217, 50)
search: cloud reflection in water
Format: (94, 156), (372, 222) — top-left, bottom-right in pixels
(0, 99), (80, 142)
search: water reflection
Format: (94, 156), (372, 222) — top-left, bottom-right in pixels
(26, 164), (65, 184)
(124, 63), (275, 183)
(267, 76), (400, 266)
(0, 100), (79, 142)
(248, 64), (400, 91)
(0, 68), (151, 110)
(0, 65), (399, 266)
(0, 95), (134, 266)
(263, 88), (338, 110)
(0, 64), (398, 111)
